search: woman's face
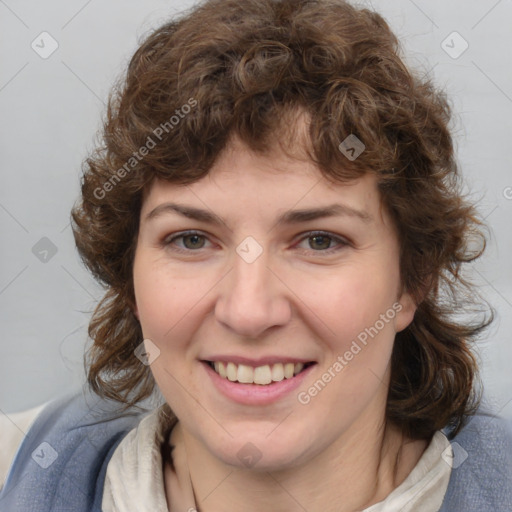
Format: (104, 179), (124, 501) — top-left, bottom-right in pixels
(133, 136), (416, 471)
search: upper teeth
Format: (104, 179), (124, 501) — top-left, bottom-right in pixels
(212, 361), (305, 385)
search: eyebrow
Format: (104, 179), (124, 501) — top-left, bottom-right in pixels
(144, 202), (373, 228)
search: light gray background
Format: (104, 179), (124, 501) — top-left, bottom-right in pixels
(1, 0), (511, 419)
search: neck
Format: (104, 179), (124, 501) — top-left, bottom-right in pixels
(164, 409), (428, 512)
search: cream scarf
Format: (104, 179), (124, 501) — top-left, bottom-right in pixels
(102, 406), (452, 512)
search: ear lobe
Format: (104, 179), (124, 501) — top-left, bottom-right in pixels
(394, 275), (433, 332)
(394, 291), (417, 333)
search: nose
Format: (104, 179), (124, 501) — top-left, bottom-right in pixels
(214, 249), (292, 339)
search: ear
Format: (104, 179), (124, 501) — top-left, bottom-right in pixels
(394, 277), (432, 332)
(394, 290), (417, 333)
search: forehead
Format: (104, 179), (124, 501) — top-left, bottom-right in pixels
(142, 136), (380, 215)
(139, 147), (394, 237)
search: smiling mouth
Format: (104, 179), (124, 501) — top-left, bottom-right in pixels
(203, 360), (316, 385)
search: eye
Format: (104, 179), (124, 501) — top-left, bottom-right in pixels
(161, 230), (349, 255)
(162, 231), (213, 252)
(295, 231), (349, 254)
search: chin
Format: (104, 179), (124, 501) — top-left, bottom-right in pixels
(204, 430), (312, 472)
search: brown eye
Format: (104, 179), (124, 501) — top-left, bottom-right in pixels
(182, 233), (206, 249)
(295, 231), (349, 255)
(163, 231), (212, 252)
(308, 234), (333, 250)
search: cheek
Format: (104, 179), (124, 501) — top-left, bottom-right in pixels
(297, 264), (400, 346)
(134, 257), (187, 331)
(133, 258), (181, 354)
(132, 260), (208, 415)
(296, 269), (400, 412)
(133, 258), (220, 358)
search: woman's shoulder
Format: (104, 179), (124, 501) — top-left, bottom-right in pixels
(0, 402), (48, 490)
(0, 390), (148, 511)
(440, 409), (512, 511)
(445, 408), (512, 458)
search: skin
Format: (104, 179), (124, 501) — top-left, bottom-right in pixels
(132, 135), (427, 512)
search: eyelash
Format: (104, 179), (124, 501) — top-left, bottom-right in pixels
(161, 230), (350, 256)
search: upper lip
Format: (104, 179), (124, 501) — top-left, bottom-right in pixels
(201, 355), (316, 367)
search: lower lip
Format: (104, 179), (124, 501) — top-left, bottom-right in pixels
(202, 361), (316, 405)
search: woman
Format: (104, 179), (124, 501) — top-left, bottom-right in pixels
(1, 0), (511, 510)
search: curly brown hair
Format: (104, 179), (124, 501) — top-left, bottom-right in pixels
(71, 0), (492, 440)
